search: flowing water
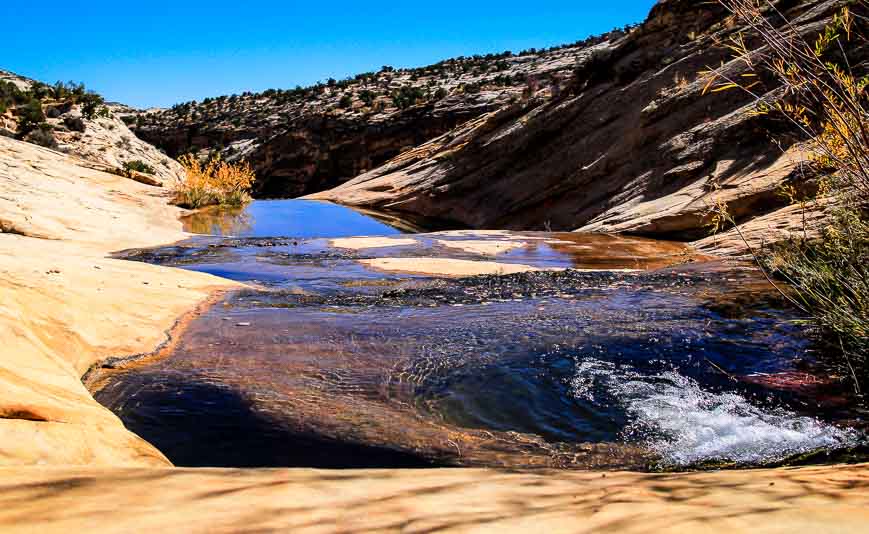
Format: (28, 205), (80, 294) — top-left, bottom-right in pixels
(93, 200), (867, 470)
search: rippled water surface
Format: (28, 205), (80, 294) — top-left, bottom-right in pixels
(94, 200), (866, 470)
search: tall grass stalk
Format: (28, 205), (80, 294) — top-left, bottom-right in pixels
(704, 0), (868, 393)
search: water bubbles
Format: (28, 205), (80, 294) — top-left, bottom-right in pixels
(571, 358), (863, 466)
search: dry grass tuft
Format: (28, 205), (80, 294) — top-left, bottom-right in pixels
(173, 154), (255, 209)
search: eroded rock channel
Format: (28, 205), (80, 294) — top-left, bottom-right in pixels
(91, 200), (866, 470)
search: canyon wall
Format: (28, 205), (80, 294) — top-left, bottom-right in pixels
(310, 0), (854, 248)
(130, 39), (612, 196)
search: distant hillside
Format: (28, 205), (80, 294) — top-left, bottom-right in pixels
(0, 71), (183, 186)
(130, 27), (636, 197)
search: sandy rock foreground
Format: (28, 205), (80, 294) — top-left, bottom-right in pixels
(0, 136), (866, 532)
(0, 465), (867, 533)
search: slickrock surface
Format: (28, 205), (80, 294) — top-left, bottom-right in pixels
(435, 239), (527, 255)
(49, 111), (185, 187)
(1, 464), (867, 533)
(330, 236), (418, 250)
(309, 0), (848, 252)
(0, 136), (238, 466)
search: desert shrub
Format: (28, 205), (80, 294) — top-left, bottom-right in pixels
(115, 136), (132, 150)
(0, 81), (26, 110)
(391, 85), (425, 109)
(63, 116), (86, 132)
(765, 208), (868, 363)
(26, 124), (57, 148)
(338, 94), (353, 109)
(79, 92), (106, 119)
(359, 90), (375, 106)
(123, 160), (156, 175)
(704, 1), (868, 392)
(50, 81), (86, 101)
(29, 82), (52, 100)
(173, 154), (255, 209)
(17, 99), (46, 136)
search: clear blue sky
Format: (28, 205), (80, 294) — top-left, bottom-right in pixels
(2, 1), (656, 109)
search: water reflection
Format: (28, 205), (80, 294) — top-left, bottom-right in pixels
(121, 231), (699, 290)
(181, 199), (441, 238)
(182, 205), (254, 236)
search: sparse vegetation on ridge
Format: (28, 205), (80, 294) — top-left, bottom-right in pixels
(131, 23), (642, 145)
(1, 79), (110, 143)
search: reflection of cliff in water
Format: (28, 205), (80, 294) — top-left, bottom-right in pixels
(180, 199), (444, 238)
(347, 205), (462, 234)
(181, 205), (254, 237)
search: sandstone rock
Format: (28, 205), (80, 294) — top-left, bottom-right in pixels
(49, 111), (184, 187)
(0, 70), (185, 186)
(359, 257), (561, 277)
(0, 69), (32, 91)
(130, 40), (617, 197)
(0, 136), (239, 466)
(0, 464), (866, 532)
(309, 0), (849, 254)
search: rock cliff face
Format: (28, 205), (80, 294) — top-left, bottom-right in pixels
(309, 0), (853, 248)
(0, 70), (184, 186)
(130, 36), (627, 196)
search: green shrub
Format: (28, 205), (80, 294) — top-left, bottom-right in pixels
(79, 92), (105, 119)
(359, 90), (375, 106)
(26, 124), (57, 149)
(123, 160), (156, 175)
(765, 208), (868, 371)
(391, 85), (425, 109)
(17, 99), (45, 136)
(705, 1), (869, 393)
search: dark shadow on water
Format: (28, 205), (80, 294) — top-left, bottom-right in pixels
(95, 375), (444, 469)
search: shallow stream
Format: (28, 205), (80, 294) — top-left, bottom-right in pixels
(92, 200), (866, 469)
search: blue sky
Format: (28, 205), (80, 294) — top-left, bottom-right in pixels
(2, 1), (656, 108)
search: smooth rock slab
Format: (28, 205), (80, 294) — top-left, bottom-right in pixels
(0, 464), (866, 533)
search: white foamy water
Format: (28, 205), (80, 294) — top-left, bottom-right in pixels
(571, 358), (863, 466)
